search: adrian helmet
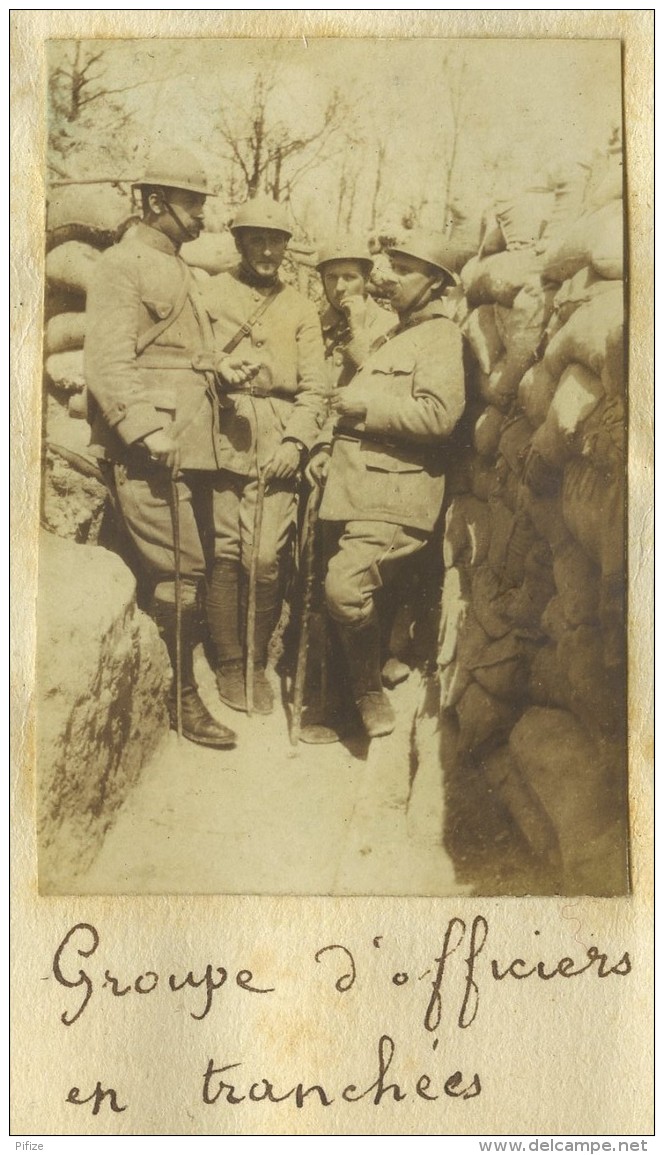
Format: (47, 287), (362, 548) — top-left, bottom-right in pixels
(316, 239), (374, 274)
(386, 230), (457, 283)
(133, 147), (210, 196)
(230, 195), (293, 237)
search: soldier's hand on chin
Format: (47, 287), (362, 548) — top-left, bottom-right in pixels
(331, 394), (368, 421)
(215, 356), (261, 387)
(264, 440), (302, 481)
(142, 430), (181, 476)
(305, 447), (331, 487)
(341, 294), (368, 328)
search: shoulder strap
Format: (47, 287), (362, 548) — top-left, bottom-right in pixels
(135, 261), (193, 356)
(222, 283), (282, 355)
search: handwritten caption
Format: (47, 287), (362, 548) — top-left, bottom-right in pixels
(50, 916), (631, 1115)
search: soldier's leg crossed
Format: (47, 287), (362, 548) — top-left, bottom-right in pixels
(324, 520), (428, 739)
(324, 520), (428, 629)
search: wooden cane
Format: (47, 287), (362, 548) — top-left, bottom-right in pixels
(246, 471), (267, 716)
(290, 484), (322, 746)
(169, 475), (183, 741)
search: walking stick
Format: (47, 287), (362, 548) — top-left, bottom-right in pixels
(169, 475), (183, 741)
(246, 470), (267, 717)
(290, 484), (322, 747)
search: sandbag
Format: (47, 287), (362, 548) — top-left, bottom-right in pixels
(542, 200), (624, 284)
(497, 415), (533, 476)
(557, 624), (623, 737)
(437, 568), (472, 708)
(47, 184), (132, 249)
(456, 681), (519, 755)
(494, 189), (554, 250)
(469, 457), (496, 502)
(443, 494), (491, 568)
(529, 644), (569, 710)
(579, 396), (625, 471)
(471, 567), (513, 639)
(463, 306), (504, 374)
(45, 350), (86, 393)
(519, 485), (568, 550)
(482, 745), (560, 863)
(181, 231), (237, 275)
(461, 253), (543, 308)
(478, 207), (506, 258)
(540, 595), (569, 642)
(467, 632), (534, 702)
(552, 537), (600, 626)
(509, 707), (611, 844)
(473, 406), (504, 459)
(517, 362), (558, 429)
(562, 457), (624, 578)
(586, 199), (624, 279)
(552, 266), (617, 326)
(45, 311), (86, 355)
(495, 281), (556, 357)
(530, 364), (605, 469)
(46, 241), (100, 296)
(500, 540), (556, 630)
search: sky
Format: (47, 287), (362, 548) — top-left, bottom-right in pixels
(48, 37), (622, 240)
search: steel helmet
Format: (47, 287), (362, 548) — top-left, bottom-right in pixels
(231, 195), (293, 237)
(316, 239), (373, 273)
(386, 231), (457, 283)
(133, 147), (210, 196)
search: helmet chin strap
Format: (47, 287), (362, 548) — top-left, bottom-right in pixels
(160, 194), (199, 243)
(397, 277), (437, 322)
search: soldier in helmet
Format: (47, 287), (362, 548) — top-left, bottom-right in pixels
(84, 147), (253, 750)
(200, 194), (326, 717)
(316, 241), (395, 395)
(307, 231), (466, 739)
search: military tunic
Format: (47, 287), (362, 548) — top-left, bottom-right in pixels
(318, 299), (466, 625)
(84, 222), (220, 583)
(320, 296), (396, 391)
(202, 266), (326, 580)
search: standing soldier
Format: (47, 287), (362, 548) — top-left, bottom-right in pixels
(307, 232), (466, 739)
(202, 195), (326, 715)
(84, 147), (244, 750)
(316, 241), (396, 391)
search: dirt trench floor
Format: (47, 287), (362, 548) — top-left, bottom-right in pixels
(74, 653), (468, 897)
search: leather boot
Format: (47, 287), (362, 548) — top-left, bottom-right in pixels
(207, 560), (247, 712)
(246, 579), (279, 715)
(338, 612), (395, 739)
(153, 588), (237, 749)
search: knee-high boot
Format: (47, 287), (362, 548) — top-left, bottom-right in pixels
(208, 559), (247, 712)
(152, 586), (237, 749)
(338, 610), (395, 738)
(240, 577), (279, 715)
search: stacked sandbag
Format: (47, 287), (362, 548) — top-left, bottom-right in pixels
(43, 183), (133, 540)
(435, 152), (627, 894)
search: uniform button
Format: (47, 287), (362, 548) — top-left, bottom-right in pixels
(116, 402), (126, 414)
(255, 339), (264, 347)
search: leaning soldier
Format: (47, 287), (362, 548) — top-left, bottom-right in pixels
(307, 232), (466, 739)
(84, 147), (252, 750)
(201, 195), (326, 716)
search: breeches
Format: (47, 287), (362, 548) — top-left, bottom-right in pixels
(212, 472), (297, 583)
(323, 519), (428, 627)
(105, 462), (207, 584)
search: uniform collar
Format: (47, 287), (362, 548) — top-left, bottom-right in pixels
(397, 297), (449, 331)
(131, 221), (180, 256)
(235, 262), (282, 291)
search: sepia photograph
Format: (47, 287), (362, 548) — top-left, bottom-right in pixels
(35, 34), (628, 901)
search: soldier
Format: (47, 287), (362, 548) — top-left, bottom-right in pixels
(316, 241), (396, 390)
(307, 231), (466, 739)
(84, 147), (248, 750)
(201, 195), (326, 715)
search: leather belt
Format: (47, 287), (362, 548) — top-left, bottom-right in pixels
(334, 426), (441, 460)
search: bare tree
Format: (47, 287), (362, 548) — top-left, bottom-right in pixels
(211, 70), (361, 210)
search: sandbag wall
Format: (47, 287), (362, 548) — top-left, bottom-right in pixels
(438, 150), (627, 895)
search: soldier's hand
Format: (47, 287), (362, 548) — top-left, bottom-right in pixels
(264, 440), (301, 481)
(305, 447), (331, 487)
(142, 430), (181, 476)
(215, 356), (261, 387)
(331, 394), (368, 421)
(341, 294), (368, 329)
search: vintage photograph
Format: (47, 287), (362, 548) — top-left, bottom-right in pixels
(36, 35), (628, 899)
